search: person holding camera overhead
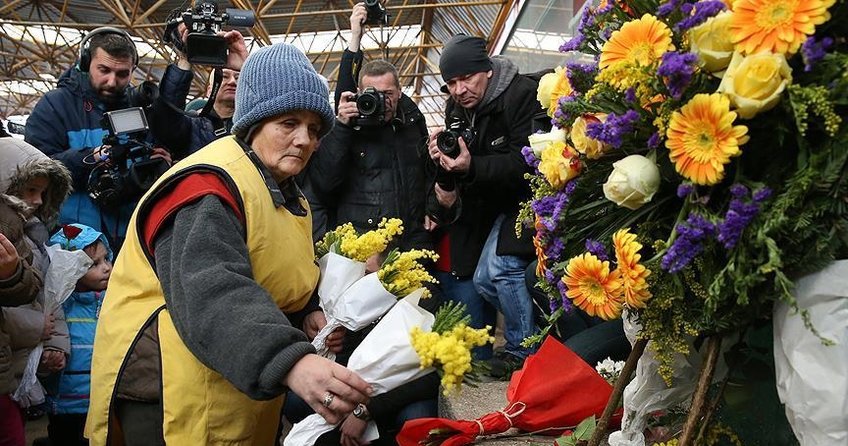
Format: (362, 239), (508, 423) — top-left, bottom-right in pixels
(149, 24), (248, 159)
(426, 35), (543, 378)
(24, 27), (171, 253)
(301, 2), (430, 248)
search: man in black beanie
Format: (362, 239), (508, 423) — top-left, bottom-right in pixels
(425, 34), (544, 378)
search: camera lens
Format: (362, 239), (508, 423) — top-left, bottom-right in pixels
(437, 132), (460, 158)
(357, 95), (378, 116)
(364, 0), (380, 5)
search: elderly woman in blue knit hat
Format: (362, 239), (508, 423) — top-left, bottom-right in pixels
(86, 43), (371, 445)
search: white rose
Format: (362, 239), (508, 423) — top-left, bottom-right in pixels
(528, 128), (568, 158)
(603, 155), (661, 210)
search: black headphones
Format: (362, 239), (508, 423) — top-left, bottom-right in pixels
(78, 26), (138, 72)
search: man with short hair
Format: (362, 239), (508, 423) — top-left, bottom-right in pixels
(302, 3), (430, 249)
(149, 29), (247, 158)
(25, 28), (169, 251)
(427, 34), (543, 378)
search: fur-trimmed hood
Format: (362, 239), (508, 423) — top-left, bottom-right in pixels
(0, 137), (73, 224)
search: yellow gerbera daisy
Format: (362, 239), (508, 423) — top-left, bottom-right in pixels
(730, 0), (836, 55)
(665, 93), (749, 185)
(562, 253), (624, 320)
(599, 14), (674, 69)
(612, 229), (652, 309)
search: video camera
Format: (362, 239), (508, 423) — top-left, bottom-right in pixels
(352, 87), (386, 127)
(434, 114), (476, 191)
(364, 0), (389, 26)
(164, 0), (255, 66)
(87, 107), (169, 208)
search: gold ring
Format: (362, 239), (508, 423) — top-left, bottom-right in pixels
(322, 392), (335, 408)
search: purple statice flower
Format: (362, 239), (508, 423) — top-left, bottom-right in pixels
(585, 110), (640, 148)
(657, 0), (683, 17)
(566, 61), (599, 95)
(556, 279), (573, 313)
(625, 88), (637, 103)
(729, 183), (748, 198)
(647, 132), (662, 149)
(546, 237), (566, 262)
(560, 33), (585, 52)
(801, 36), (834, 72)
(522, 145), (540, 169)
(532, 183), (576, 232)
(553, 94), (579, 129)
(585, 239), (609, 261)
(596, 1), (615, 15)
(717, 187), (772, 249)
(661, 213), (716, 273)
(602, 27), (614, 40)
(675, 0), (726, 32)
(677, 183), (695, 198)
(658, 51), (698, 99)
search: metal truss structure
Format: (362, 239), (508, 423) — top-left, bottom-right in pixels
(0, 0), (521, 126)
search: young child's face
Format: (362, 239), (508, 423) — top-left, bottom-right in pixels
(20, 176), (49, 216)
(78, 241), (112, 292)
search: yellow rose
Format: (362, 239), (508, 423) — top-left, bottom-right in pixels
(717, 51), (792, 119)
(688, 12), (735, 74)
(528, 128), (568, 158)
(602, 155), (660, 210)
(571, 114), (611, 159)
(538, 141), (581, 190)
(537, 66), (573, 118)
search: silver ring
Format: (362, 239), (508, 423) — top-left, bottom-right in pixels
(322, 392), (335, 408)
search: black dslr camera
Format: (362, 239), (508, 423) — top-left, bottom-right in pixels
(164, 0), (255, 66)
(352, 87), (386, 127)
(364, 0), (389, 26)
(434, 114), (476, 191)
(437, 115), (475, 159)
(87, 107), (169, 209)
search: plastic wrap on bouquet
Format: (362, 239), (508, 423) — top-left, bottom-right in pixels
(774, 259), (848, 446)
(285, 290), (435, 446)
(607, 312), (702, 446)
(312, 253), (367, 357)
(396, 337), (615, 446)
(13, 244), (91, 407)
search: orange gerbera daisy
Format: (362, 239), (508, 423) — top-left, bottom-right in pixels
(730, 0), (836, 55)
(562, 253), (624, 320)
(599, 14), (674, 69)
(665, 93), (749, 185)
(612, 229), (652, 309)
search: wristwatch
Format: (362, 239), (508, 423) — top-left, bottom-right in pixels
(352, 403), (371, 421)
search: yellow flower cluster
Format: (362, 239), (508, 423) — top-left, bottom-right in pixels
(318, 218), (403, 262)
(378, 248), (439, 298)
(538, 141), (582, 190)
(410, 324), (493, 395)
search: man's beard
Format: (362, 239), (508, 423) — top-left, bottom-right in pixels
(99, 87), (128, 107)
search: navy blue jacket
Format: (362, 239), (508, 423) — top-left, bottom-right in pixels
(25, 67), (141, 250)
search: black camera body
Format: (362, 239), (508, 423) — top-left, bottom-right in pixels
(164, 0), (255, 67)
(87, 107), (169, 209)
(352, 87), (386, 128)
(437, 116), (475, 159)
(364, 0), (389, 26)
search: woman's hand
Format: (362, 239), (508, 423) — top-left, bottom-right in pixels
(284, 354), (372, 425)
(39, 350), (66, 373)
(303, 310), (345, 353)
(340, 413), (369, 446)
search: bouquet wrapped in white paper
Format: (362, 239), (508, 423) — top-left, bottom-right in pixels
(286, 290), (436, 446)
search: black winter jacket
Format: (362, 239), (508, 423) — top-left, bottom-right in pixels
(428, 57), (542, 276)
(302, 50), (431, 250)
(149, 64), (232, 159)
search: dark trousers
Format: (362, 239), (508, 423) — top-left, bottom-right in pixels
(47, 413), (88, 446)
(113, 398), (164, 446)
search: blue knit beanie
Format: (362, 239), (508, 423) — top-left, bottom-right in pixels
(232, 43), (334, 138)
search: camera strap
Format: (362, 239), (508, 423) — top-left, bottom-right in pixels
(197, 67), (223, 119)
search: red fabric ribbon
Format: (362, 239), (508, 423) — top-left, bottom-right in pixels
(397, 337), (619, 445)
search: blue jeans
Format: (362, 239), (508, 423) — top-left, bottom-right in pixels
(434, 271), (495, 360)
(473, 214), (536, 359)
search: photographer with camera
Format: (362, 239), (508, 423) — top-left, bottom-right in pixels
(150, 12), (249, 159)
(426, 35), (543, 378)
(25, 27), (171, 252)
(302, 2), (429, 248)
